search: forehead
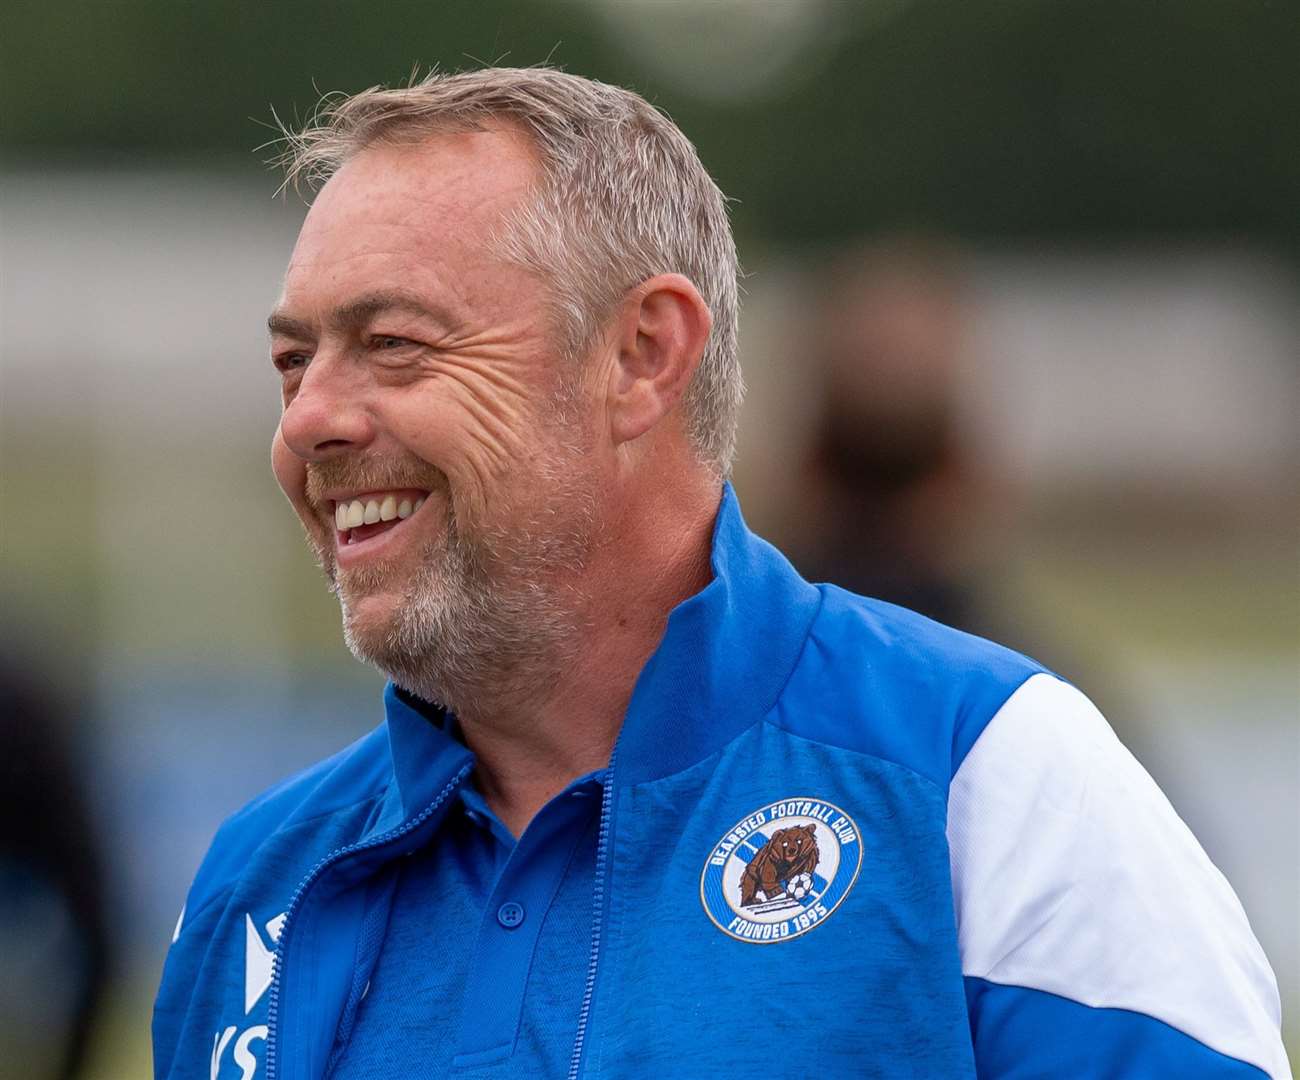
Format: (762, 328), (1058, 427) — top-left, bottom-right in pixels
(280, 126), (538, 316)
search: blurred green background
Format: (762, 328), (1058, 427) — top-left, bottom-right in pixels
(1, 0), (1296, 1075)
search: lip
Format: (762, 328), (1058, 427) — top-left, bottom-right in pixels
(333, 492), (437, 570)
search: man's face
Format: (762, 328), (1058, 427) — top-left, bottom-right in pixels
(269, 128), (598, 707)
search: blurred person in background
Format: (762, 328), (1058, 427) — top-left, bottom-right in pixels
(784, 238), (1128, 717)
(152, 67), (1289, 1079)
(789, 238), (988, 632)
(0, 650), (109, 1079)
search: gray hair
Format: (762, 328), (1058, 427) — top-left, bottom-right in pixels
(275, 66), (743, 475)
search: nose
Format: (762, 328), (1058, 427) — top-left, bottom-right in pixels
(278, 354), (376, 461)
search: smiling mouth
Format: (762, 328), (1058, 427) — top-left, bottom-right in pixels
(332, 488), (428, 546)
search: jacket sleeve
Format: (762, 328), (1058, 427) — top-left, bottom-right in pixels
(946, 673), (1291, 1079)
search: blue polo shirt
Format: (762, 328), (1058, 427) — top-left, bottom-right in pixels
(327, 757), (605, 1078)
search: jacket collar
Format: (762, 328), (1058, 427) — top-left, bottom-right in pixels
(614, 483), (821, 785)
(380, 483), (822, 814)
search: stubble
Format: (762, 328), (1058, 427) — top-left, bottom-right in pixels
(299, 428), (597, 720)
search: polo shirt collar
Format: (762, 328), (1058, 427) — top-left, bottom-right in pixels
(380, 684), (473, 826)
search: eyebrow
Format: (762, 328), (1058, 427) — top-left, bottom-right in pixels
(267, 289), (450, 339)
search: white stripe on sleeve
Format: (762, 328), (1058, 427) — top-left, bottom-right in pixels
(947, 672), (1289, 1079)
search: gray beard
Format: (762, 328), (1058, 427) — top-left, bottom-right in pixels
(335, 488), (593, 718)
(301, 382), (598, 720)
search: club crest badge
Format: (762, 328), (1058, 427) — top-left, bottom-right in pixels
(700, 797), (862, 944)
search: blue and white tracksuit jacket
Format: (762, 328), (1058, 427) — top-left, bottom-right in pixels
(153, 486), (1289, 1078)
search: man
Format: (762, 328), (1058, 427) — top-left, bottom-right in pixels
(154, 68), (1289, 1079)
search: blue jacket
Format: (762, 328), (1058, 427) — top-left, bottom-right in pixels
(154, 487), (1289, 1079)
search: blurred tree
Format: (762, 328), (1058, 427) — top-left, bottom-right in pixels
(3, 0), (1296, 252)
(0, 0), (613, 154)
(724, 0), (1299, 251)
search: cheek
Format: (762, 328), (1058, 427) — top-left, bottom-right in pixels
(392, 402), (505, 507)
(271, 430), (308, 505)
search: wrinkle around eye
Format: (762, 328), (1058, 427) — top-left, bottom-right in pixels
(432, 316), (539, 356)
(420, 344), (538, 398)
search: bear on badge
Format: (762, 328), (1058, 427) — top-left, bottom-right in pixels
(740, 824), (820, 906)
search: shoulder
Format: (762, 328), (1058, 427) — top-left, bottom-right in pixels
(948, 673), (1289, 1077)
(770, 583), (1051, 789)
(177, 724), (393, 934)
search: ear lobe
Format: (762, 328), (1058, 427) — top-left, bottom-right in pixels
(606, 273), (712, 448)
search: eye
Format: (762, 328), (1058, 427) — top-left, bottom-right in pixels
(272, 351), (310, 374)
(372, 335), (412, 350)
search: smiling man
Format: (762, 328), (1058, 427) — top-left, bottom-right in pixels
(153, 68), (1289, 1080)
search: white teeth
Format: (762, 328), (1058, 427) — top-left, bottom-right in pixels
(336, 492), (426, 535)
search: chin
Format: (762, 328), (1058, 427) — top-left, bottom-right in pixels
(338, 587), (404, 653)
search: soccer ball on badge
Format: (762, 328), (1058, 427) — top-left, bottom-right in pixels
(787, 873), (814, 900)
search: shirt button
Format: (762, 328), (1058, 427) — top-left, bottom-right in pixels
(497, 902), (525, 929)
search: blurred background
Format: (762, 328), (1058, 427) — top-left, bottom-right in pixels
(1, 0), (1296, 1074)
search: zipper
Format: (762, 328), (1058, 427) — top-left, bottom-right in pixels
(264, 762), (473, 1080)
(566, 745), (618, 1080)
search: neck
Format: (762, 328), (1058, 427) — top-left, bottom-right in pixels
(455, 473), (720, 837)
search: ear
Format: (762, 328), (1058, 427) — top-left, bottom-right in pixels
(605, 273), (712, 448)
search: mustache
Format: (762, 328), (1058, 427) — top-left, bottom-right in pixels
(304, 455), (447, 510)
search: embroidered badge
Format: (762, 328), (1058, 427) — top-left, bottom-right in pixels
(700, 797), (862, 944)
